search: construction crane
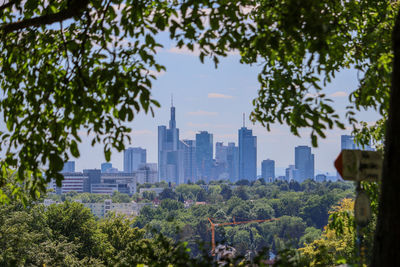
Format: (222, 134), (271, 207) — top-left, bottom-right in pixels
(208, 217), (279, 255)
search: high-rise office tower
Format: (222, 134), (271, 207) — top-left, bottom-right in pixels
(262, 159), (275, 182)
(158, 99), (184, 184)
(124, 147), (146, 173)
(341, 135), (374, 151)
(196, 131), (213, 182)
(238, 116), (257, 181)
(216, 142), (227, 163)
(216, 142), (239, 182)
(62, 161), (75, 173)
(294, 146), (314, 182)
(180, 139), (197, 183)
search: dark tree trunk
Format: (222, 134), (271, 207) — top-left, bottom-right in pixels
(371, 8), (400, 267)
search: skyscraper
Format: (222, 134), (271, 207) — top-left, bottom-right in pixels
(124, 147), (146, 173)
(261, 159), (275, 182)
(238, 120), (257, 181)
(158, 100), (184, 184)
(180, 139), (197, 183)
(216, 142), (239, 182)
(294, 146), (314, 182)
(196, 131), (213, 182)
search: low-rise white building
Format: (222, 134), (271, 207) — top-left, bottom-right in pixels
(83, 199), (152, 218)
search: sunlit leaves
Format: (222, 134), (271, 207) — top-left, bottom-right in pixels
(0, 0), (173, 198)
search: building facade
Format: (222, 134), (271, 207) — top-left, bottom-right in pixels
(158, 103), (184, 184)
(285, 165), (300, 182)
(53, 170), (137, 195)
(238, 127), (257, 181)
(294, 146), (315, 182)
(124, 147), (146, 173)
(180, 139), (197, 183)
(62, 161), (75, 173)
(136, 163), (158, 184)
(261, 159), (275, 182)
(101, 162), (112, 173)
(216, 142), (239, 182)
(196, 131), (213, 182)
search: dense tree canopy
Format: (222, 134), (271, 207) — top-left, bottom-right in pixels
(133, 180), (354, 257)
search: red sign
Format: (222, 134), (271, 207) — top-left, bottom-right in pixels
(334, 152), (343, 178)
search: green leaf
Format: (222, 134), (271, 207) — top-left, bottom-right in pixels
(70, 140), (80, 157)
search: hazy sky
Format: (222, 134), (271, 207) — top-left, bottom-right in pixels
(73, 37), (381, 175)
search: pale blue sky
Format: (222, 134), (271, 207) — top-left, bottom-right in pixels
(74, 40), (381, 176)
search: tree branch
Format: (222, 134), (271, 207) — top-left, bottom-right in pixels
(0, 0), (19, 12)
(0, 0), (89, 34)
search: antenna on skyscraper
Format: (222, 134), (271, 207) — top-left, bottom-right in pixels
(243, 113), (245, 127)
(171, 94), (174, 107)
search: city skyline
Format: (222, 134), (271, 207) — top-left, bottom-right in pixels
(0, 26), (383, 178)
(65, 50), (380, 175)
(65, 103), (336, 184)
(70, 102), (367, 177)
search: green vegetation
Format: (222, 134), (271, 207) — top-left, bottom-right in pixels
(0, 179), (360, 266)
(0, 199), (212, 266)
(134, 180), (354, 257)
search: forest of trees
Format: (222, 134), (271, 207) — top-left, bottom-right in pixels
(134, 180), (354, 257)
(7, 179), (369, 266)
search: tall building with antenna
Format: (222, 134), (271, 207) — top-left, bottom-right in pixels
(238, 114), (257, 181)
(158, 96), (184, 184)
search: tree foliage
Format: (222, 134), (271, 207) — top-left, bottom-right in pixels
(134, 180), (354, 257)
(300, 198), (356, 266)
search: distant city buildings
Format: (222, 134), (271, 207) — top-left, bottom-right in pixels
(62, 161), (75, 173)
(295, 146), (315, 182)
(101, 162), (112, 173)
(196, 131), (213, 182)
(59, 105), (361, 187)
(238, 121), (257, 181)
(261, 159), (275, 182)
(216, 142), (239, 182)
(180, 139), (197, 183)
(50, 170), (136, 195)
(158, 101), (184, 184)
(124, 147), (146, 173)
(136, 163), (158, 184)
(285, 165), (300, 182)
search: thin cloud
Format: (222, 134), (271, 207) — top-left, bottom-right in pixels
(208, 93), (233, 99)
(187, 110), (218, 116)
(330, 91), (348, 98)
